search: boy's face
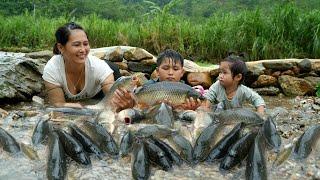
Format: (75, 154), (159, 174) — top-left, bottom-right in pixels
(157, 58), (184, 82)
(218, 61), (241, 87)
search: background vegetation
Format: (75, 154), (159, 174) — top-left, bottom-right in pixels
(1, 0), (320, 63)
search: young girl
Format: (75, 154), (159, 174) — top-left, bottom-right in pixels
(204, 55), (265, 114)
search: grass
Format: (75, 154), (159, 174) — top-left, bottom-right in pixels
(0, 4), (320, 63)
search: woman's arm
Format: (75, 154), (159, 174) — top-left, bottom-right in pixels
(44, 81), (83, 108)
(101, 74), (115, 94)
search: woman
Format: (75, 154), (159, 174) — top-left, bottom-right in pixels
(42, 22), (115, 108)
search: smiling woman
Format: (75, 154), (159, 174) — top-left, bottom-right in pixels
(42, 22), (116, 108)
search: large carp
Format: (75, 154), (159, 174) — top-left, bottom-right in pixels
(214, 108), (264, 125)
(0, 127), (20, 154)
(94, 73), (148, 109)
(134, 81), (204, 108)
(131, 139), (150, 180)
(47, 131), (66, 180)
(261, 116), (281, 152)
(32, 115), (51, 145)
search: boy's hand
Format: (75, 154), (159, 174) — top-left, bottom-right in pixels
(112, 87), (135, 112)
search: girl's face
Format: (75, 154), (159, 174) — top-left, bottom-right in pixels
(218, 61), (239, 88)
(157, 58), (184, 82)
(58, 29), (90, 64)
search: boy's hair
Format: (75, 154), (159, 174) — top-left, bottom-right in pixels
(157, 49), (184, 67)
(222, 54), (248, 84)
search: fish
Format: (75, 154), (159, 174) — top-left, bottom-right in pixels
(131, 139), (150, 180)
(47, 131), (66, 180)
(95, 73), (148, 109)
(134, 81), (204, 108)
(214, 108), (264, 125)
(68, 123), (104, 159)
(20, 142), (39, 160)
(205, 123), (244, 163)
(220, 131), (258, 171)
(168, 133), (193, 164)
(120, 130), (134, 157)
(152, 103), (174, 127)
(55, 129), (91, 165)
(245, 134), (267, 180)
(175, 110), (197, 122)
(80, 120), (119, 156)
(273, 143), (294, 167)
(117, 108), (145, 124)
(0, 127), (20, 154)
(193, 107), (215, 140)
(134, 124), (177, 138)
(144, 138), (172, 171)
(149, 136), (183, 166)
(45, 107), (98, 116)
(293, 124), (320, 159)
(261, 116), (281, 152)
(192, 124), (225, 164)
(32, 114), (51, 145)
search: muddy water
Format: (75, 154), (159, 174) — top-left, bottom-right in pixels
(0, 96), (320, 180)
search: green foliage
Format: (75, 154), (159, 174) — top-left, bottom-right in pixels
(317, 82), (320, 97)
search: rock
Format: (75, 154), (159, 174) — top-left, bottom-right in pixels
(91, 51), (106, 59)
(120, 69), (131, 76)
(183, 59), (201, 72)
(304, 76), (320, 91)
(262, 61), (293, 71)
(298, 58), (312, 73)
(186, 72), (212, 89)
(123, 47), (154, 61)
(278, 75), (314, 96)
(25, 50), (53, 60)
(114, 62), (128, 70)
(150, 69), (158, 80)
(106, 46), (123, 62)
(254, 86), (280, 96)
(263, 69), (273, 76)
(140, 57), (157, 65)
(251, 75), (277, 88)
(272, 71), (281, 78)
(292, 66), (300, 75)
(127, 61), (155, 74)
(281, 70), (295, 76)
(246, 61), (265, 76)
(0, 56), (44, 103)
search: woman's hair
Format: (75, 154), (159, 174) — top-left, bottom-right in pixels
(53, 22), (87, 54)
(221, 54), (248, 84)
(157, 49), (184, 67)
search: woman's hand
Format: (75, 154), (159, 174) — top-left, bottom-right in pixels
(112, 87), (136, 112)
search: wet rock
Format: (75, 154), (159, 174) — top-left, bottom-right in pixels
(0, 56), (44, 103)
(25, 50), (53, 61)
(278, 75), (314, 96)
(186, 72), (212, 89)
(315, 97), (320, 105)
(115, 62), (128, 70)
(254, 86), (280, 96)
(298, 59), (312, 73)
(106, 46), (123, 62)
(281, 70), (295, 76)
(123, 47), (154, 61)
(262, 61), (293, 71)
(251, 75), (277, 88)
(292, 66), (300, 75)
(141, 58), (157, 65)
(272, 71), (281, 78)
(127, 61), (155, 74)
(120, 69), (131, 76)
(304, 76), (320, 91)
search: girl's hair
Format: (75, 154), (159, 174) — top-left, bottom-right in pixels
(222, 54), (248, 84)
(53, 22), (87, 54)
(157, 49), (184, 67)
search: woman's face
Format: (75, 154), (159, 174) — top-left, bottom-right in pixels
(59, 29), (90, 64)
(157, 58), (184, 82)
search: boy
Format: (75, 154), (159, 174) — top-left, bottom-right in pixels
(112, 49), (201, 112)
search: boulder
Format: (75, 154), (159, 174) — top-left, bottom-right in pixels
(105, 46), (123, 62)
(247, 61), (265, 76)
(251, 75), (277, 88)
(0, 56), (44, 103)
(271, 71), (281, 78)
(25, 50), (53, 61)
(278, 75), (313, 96)
(254, 86), (280, 96)
(298, 58), (312, 73)
(128, 61), (156, 74)
(262, 61), (293, 71)
(123, 47), (154, 61)
(281, 70), (295, 76)
(120, 69), (131, 76)
(304, 76), (320, 91)
(141, 57), (157, 65)
(115, 62), (128, 70)
(186, 72), (212, 89)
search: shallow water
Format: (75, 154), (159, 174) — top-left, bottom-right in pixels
(1, 97), (320, 179)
